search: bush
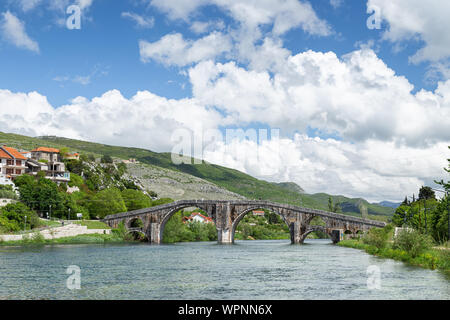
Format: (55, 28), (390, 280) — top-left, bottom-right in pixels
(393, 229), (434, 258)
(362, 227), (390, 249)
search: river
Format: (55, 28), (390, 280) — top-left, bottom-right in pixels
(0, 239), (448, 300)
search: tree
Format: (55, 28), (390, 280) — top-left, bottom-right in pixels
(418, 186), (436, 201)
(101, 155), (113, 164)
(402, 196), (409, 206)
(89, 188), (127, 219)
(435, 146), (450, 192)
(392, 205), (412, 227)
(328, 197), (333, 212)
(121, 189), (152, 211)
(0, 203), (40, 231)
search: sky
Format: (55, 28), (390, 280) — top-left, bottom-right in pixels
(0, 0), (449, 202)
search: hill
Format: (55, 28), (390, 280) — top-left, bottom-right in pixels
(0, 132), (394, 218)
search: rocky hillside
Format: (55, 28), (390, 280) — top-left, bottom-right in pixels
(124, 162), (245, 201)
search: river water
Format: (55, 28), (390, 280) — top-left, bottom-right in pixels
(0, 239), (448, 300)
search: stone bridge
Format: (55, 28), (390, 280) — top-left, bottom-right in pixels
(102, 200), (386, 244)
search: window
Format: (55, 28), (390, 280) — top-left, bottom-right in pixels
(6, 168), (13, 174)
(15, 169), (22, 175)
(7, 159), (13, 166)
(16, 160), (22, 166)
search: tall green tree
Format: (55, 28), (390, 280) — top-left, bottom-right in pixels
(418, 186), (436, 201)
(121, 189), (152, 211)
(89, 188), (127, 219)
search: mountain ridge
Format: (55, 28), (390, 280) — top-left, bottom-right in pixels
(0, 132), (394, 220)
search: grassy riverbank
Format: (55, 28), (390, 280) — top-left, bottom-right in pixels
(339, 238), (450, 273)
(0, 233), (129, 246)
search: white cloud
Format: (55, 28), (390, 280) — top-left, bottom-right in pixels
(190, 20), (225, 34)
(0, 11), (39, 53)
(151, 0), (331, 36)
(203, 134), (448, 202)
(19, 0), (42, 12)
(0, 79), (448, 201)
(0, 89), (222, 152)
(139, 32), (232, 66)
(330, 0), (343, 9)
(121, 12), (154, 28)
(189, 48), (450, 147)
(368, 0), (450, 64)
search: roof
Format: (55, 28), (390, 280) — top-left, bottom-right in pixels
(0, 149), (12, 159)
(1, 146), (27, 160)
(191, 212), (213, 222)
(31, 147), (60, 153)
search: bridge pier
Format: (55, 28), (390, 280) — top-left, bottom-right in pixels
(290, 222), (310, 244)
(146, 223), (162, 244)
(217, 228), (233, 244)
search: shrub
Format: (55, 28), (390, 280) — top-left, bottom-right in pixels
(31, 231), (45, 243)
(393, 229), (434, 258)
(362, 227), (390, 249)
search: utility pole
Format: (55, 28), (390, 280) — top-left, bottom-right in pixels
(68, 208), (71, 222)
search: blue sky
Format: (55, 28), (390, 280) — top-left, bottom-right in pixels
(0, 0), (449, 202)
(0, 0), (436, 106)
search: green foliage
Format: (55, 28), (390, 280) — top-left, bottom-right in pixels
(418, 186), (436, 201)
(68, 173), (84, 188)
(393, 229), (434, 258)
(0, 202), (40, 232)
(430, 196), (449, 242)
(101, 155), (113, 164)
(89, 188), (127, 219)
(121, 189), (152, 211)
(362, 225), (393, 249)
(151, 198), (174, 206)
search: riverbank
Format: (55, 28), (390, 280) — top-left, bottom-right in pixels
(0, 233), (130, 246)
(338, 239), (450, 274)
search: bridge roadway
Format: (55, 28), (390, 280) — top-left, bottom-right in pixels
(102, 200), (386, 244)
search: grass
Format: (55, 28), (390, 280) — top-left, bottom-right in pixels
(339, 239), (450, 274)
(72, 220), (111, 229)
(0, 233), (126, 246)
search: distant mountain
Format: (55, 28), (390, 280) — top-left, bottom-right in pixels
(0, 131), (394, 220)
(374, 201), (402, 209)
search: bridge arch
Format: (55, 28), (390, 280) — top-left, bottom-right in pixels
(158, 203), (212, 243)
(302, 226), (332, 240)
(231, 206), (290, 243)
(128, 217), (144, 229)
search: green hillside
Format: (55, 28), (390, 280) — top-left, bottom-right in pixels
(0, 132), (394, 219)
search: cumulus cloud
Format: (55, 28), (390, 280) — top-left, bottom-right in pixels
(0, 89), (222, 152)
(203, 134), (448, 202)
(0, 11), (39, 53)
(189, 48), (450, 147)
(368, 0), (450, 64)
(139, 32), (232, 66)
(151, 0), (331, 36)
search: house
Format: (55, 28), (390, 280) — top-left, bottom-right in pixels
(65, 153), (80, 160)
(0, 145), (27, 179)
(20, 151), (31, 159)
(122, 158), (138, 164)
(252, 210), (265, 216)
(28, 147), (70, 184)
(184, 212), (214, 224)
